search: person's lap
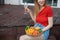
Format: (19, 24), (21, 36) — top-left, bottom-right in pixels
(20, 34), (44, 40)
(20, 23), (49, 40)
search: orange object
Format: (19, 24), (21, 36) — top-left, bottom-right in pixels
(32, 30), (40, 36)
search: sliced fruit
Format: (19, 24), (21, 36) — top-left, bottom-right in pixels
(35, 27), (41, 30)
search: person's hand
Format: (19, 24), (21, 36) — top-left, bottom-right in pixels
(24, 7), (32, 14)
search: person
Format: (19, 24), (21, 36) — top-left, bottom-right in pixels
(19, 0), (53, 40)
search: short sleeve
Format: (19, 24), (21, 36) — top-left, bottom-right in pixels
(47, 6), (53, 17)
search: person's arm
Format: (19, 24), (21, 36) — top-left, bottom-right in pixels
(25, 7), (36, 23)
(42, 17), (53, 32)
(29, 12), (36, 23)
(42, 6), (53, 32)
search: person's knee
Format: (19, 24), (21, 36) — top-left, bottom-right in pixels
(19, 35), (24, 40)
(19, 35), (28, 40)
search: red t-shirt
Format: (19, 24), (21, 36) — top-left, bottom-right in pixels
(36, 6), (53, 27)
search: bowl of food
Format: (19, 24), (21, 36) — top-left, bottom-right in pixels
(25, 26), (42, 37)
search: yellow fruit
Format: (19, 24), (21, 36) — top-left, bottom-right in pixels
(25, 28), (35, 35)
(25, 30), (29, 35)
(29, 29), (35, 33)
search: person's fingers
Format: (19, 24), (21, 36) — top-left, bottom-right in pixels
(25, 7), (31, 13)
(24, 7), (28, 13)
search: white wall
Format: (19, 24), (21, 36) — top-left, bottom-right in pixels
(4, 0), (60, 8)
(19, 0), (60, 8)
(4, 0), (20, 5)
(57, 0), (60, 8)
(5, 0), (10, 4)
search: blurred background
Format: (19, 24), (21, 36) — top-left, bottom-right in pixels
(0, 0), (60, 40)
